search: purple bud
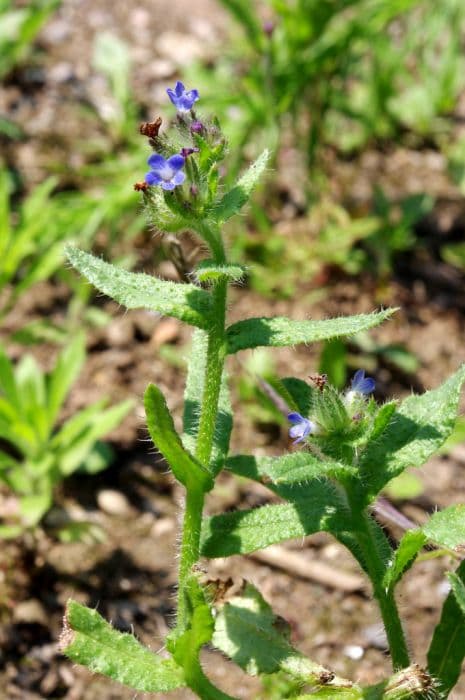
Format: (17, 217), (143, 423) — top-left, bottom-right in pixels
(190, 184), (199, 197)
(180, 147), (200, 158)
(262, 20), (275, 37)
(190, 120), (204, 134)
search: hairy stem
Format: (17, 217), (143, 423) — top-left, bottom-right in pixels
(347, 489), (410, 670)
(177, 487), (205, 632)
(195, 278), (227, 466)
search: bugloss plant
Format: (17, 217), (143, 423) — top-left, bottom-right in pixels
(61, 85), (465, 699)
(0, 335), (132, 536)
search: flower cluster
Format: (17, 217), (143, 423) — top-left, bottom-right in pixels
(144, 81), (201, 191)
(287, 369), (375, 445)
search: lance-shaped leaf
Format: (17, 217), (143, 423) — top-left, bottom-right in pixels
(66, 246), (212, 328)
(227, 452), (355, 486)
(60, 600), (185, 692)
(145, 384), (213, 492)
(212, 149), (269, 222)
(428, 560), (465, 696)
(384, 505), (465, 591)
(194, 260), (246, 284)
(212, 582), (358, 692)
(226, 309), (395, 354)
(182, 329), (232, 474)
(359, 365), (465, 502)
(200, 480), (349, 557)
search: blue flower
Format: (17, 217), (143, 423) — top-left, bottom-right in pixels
(145, 153), (185, 190)
(287, 412), (315, 444)
(350, 369), (375, 395)
(167, 81), (199, 112)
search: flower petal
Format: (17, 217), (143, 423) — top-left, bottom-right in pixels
(287, 412), (304, 424)
(175, 81), (185, 96)
(167, 154), (185, 171)
(145, 171), (162, 185)
(161, 181), (176, 190)
(172, 171), (185, 186)
(147, 153), (166, 169)
(186, 89), (199, 103)
(166, 88), (177, 104)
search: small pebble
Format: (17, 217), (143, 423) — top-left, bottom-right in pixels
(343, 644), (364, 660)
(13, 599), (48, 626)
(97, 489), (132, 516)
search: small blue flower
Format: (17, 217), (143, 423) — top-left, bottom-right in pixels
(350, 369), (375, 395)
(287, 412), (315, 444)
(167, 81), (199, 112)
(145, 153), (185, 190)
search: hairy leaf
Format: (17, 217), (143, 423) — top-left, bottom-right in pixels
(428, 560), (465, 696)
(448, 572), (465, 619)
(226, 309), (395, 354)
(383, 530), (427, 591)
(194, 260), (246, 283)
(201, 480), (347, 557)
(182, 329), (232, 474)
(280, 377), (315, 415)
(145, 384), (213, 492)
(60, 600), (185, 692)
(227, 452), (355, 485)
(212, 582), (358, 692)
(386, 505), (465, 590)
(212, 149), (269, 222)
(66, 246), (212, 328)
(360, 366), (465, 501)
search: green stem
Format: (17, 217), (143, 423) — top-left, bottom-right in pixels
(186, 660), (237, 700)
(195, 277), (227, 466)
(177, 487), (205, 632)
(347, 490), (410, 670)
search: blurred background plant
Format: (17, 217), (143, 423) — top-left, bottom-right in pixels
(0, 335), (132, 538)
(189, 0), (465, 180)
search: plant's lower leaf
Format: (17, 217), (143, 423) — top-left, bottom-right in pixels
(60, 600), (185, 692)
(227, 452), (355, 485)
(200, 480), (346, 557)
(427, 560), (465, 697)
(212, 582), (359, 693)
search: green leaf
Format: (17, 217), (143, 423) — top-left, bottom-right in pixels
(227, 452), (355, 485)
(319, 338), (347, 388)
(360, 366), (465, 501)
(212, 149), (269, 222)
(385, 505), (465, 590)
(194, 260), (246, 283)
(171, 576), (215, 663)
(0, 346), (20, 413)
(145, 384), (213, 492)
(53, 400), (133, 477)
(66, 246), (213, 328)
(201, 480), (347, 557)
(383, 530), (427, 591)
(422, 504), (465, 550)
(428, 560), (465, 696)
(212, 582), (358, 692)
(47, 334), (86, 426)
(448, 572), (465, 619)
(183, 330), (232, 474)
(60, 600), (185, 692)
(280, 377), (315, 415)
(226, 309), (395, 354)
